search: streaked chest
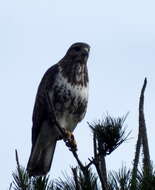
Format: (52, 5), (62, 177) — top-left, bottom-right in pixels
(51, 73), (88, 131)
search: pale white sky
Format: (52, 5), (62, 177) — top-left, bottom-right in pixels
(0, 0), (155, 189)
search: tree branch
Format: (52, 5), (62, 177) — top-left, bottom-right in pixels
(131, 78), (151, 189)
(139, 78), (152, 176)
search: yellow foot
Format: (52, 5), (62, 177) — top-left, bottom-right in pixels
(63, 129), (77, 151)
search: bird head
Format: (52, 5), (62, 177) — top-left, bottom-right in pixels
(65, 42), (90, 64)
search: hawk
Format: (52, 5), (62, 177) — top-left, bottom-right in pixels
(27, 42), (90, 176)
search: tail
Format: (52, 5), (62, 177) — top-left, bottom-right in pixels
(27, 122), (58, 176)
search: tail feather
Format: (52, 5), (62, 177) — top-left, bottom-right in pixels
(27, 122), (58, 176)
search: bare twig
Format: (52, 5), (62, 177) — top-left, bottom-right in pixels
(84, 134), (98, 170)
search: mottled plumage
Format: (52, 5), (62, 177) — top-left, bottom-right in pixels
(27, 42), (90, 176)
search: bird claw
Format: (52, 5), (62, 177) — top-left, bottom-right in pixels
(62, 129), (77, 151)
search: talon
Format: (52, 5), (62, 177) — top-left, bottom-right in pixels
(62, 129), (77, 151)
(62, 128), (70, 139)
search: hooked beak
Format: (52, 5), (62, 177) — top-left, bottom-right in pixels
(82, 46), (90, 57)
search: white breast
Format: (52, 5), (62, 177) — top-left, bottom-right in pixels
(57, 72), (89, 100)
(53, 72), (88, 131)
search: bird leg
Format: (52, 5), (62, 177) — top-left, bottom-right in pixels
(46, 91), (77, 151)
(62, 129), (77, 151)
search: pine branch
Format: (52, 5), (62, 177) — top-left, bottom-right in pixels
(71, 167), (80, 190)
(87, 115), (130, 190)
(108, 165), (131, 190)
(12, 150), (30, 190)
(89, 114), (130, 156)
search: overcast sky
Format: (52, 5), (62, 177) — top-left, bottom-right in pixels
(1, 0), (155, 189)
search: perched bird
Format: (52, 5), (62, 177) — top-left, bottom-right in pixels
(27, 42), (90, 176)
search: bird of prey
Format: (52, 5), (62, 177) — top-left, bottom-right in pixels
(27, 42), (90, 176)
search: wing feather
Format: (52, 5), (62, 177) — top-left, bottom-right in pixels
(32, 64), (59, 146)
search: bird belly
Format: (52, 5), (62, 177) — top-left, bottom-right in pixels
(52, 73), (88, 131)
(57, 112), (78, 131)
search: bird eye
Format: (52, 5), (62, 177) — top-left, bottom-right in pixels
(74, 46), (81, 51)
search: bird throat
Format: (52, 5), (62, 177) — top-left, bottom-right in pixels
(59, 60), (89, 87)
